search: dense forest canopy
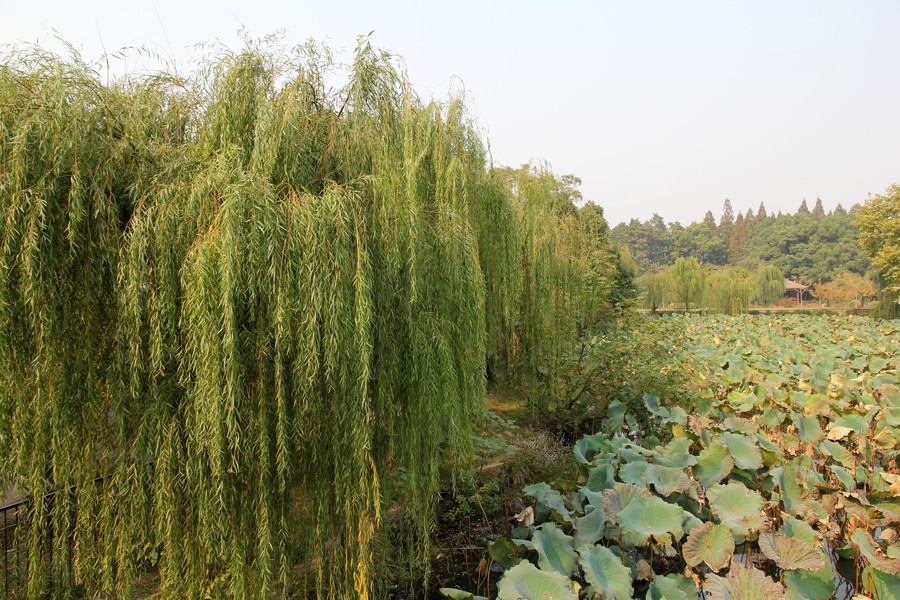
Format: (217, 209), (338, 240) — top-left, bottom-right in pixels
(0, 41), (628, 599)
(613, 199), (869, 285)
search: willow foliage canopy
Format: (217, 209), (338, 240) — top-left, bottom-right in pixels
(0, 40), (620, 598)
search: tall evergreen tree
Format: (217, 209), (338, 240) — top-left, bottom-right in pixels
(703, 210), (718, 233)
(797, 199), (811, 216)
(832, 203), (848, 216)
(718, 199), (735, 247)
(757, 202), (768, 221)
(811, 197), (826, 218)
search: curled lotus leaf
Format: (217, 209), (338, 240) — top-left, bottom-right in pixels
(850, 528), (900, 575)
(683, 521), (735, 571)
(722, 432), (763, 470)
(707, 482), (767, 536)
(705, 562), (790, 600)
(694, 442), (734, 487)
(602, 483), (651, 524)
(496, 561), (578, 600)
(577, 544), (633, 600)
(523, 482), (573, 524)
(792, 414), (824, 444)
(758, 532), (825, 571)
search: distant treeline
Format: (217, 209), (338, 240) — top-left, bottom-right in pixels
(612, 198), (869, 285)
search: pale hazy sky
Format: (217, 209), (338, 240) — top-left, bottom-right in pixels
(4, 1), (900, 225)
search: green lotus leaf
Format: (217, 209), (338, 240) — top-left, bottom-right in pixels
(573, 507), (606, 548)
(618, 461), (650, 486)
(694, 443), (735, 487)
(876, 498), (900, 521)
(577, 544), (633, 600)
(705, 562), (789, 600)
(682, 521), (735, 571)
(780, 514), (820, 546)
(851, 528), (900, 575)
(870, 357), (890, 373)
(829, 465), (856, 492)
(602, 483), (651, 524)
(772, 464), (807, 515)
(496, 561), (578, 600)
(604, 400), (626, 433)
(646, 574), (697, 600)
(861, 565), (900, 600)
(758, 532), (824, 571)
(759, 407), (785, 428)
(616, 495), (684, 546)
(489, 538), (530, 570)
(682, 509), (705, 535)
(523, 483), (572, 524)
(645, 463), (691, 497)
(585, 462), (617, 492)
(531, 522), (578, 576)
(819, 440), (855, 468)
(832, 413), (868, 434)
(440, 588), (488, 600)
(654, 436), (697, 468)
(707, 482), (766, 536)
(792, 414), (824, 444)
(755, 434), (785, 458)
(574, 433), (606, 464)
(883, 406), (900, 427)
(722, 432), (763, 470)
(783, 550), (835, 600)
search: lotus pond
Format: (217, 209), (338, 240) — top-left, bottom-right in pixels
(443, 314), (900, 600)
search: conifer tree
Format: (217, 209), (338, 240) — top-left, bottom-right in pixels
(757, 202), (768, 221)
(797, 199), (811, 216)
(703, 210), (717, 233)
(811, 197), (826, 218)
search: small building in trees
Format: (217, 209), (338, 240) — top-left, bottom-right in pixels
(784, 278), (810, 304)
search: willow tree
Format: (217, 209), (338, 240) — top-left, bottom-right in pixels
(0, 39), (622, 599)
(669, 257), (705, 312)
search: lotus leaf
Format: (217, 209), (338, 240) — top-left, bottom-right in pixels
(646, 574), (697, 600)
(616, 495), (684, 546)
(617, 461), (649, 486)
(705, 562), (789, 600)
(861, 565), (900, 600)
(496, 561), (578, 600)
(645, 463), (691, 496)
(573, 507), (606, 548)
(819, 440), (855, 468)
(850, 528), (900, 575)
(694, 443), (734, 487)
(722, 432), (763, 470)
(682, 521), (735, 571)
(654, 436), (697, 468)
(707, 482), (766, 536)
(531, 523), (578, 576)
(602, 483), (651, 524)
(792, 414), (824, 444)
(758, 532), (824, 571)
(585, 462), (617, 492)
(829, 465), (856, 492)
(783, 550), (836, 600)
(577, 544), (633, 600)
(489, 538), (530, 569)
(523, 483), (573, 524)
(832, 413), (868, 434)
(440, 589), (488, 600)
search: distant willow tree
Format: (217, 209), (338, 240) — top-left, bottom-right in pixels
(706, 269), (753, 314)
(0, 41), (620, 599)
(755, 264), (785, 306)
(669, 257), (705, 311)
